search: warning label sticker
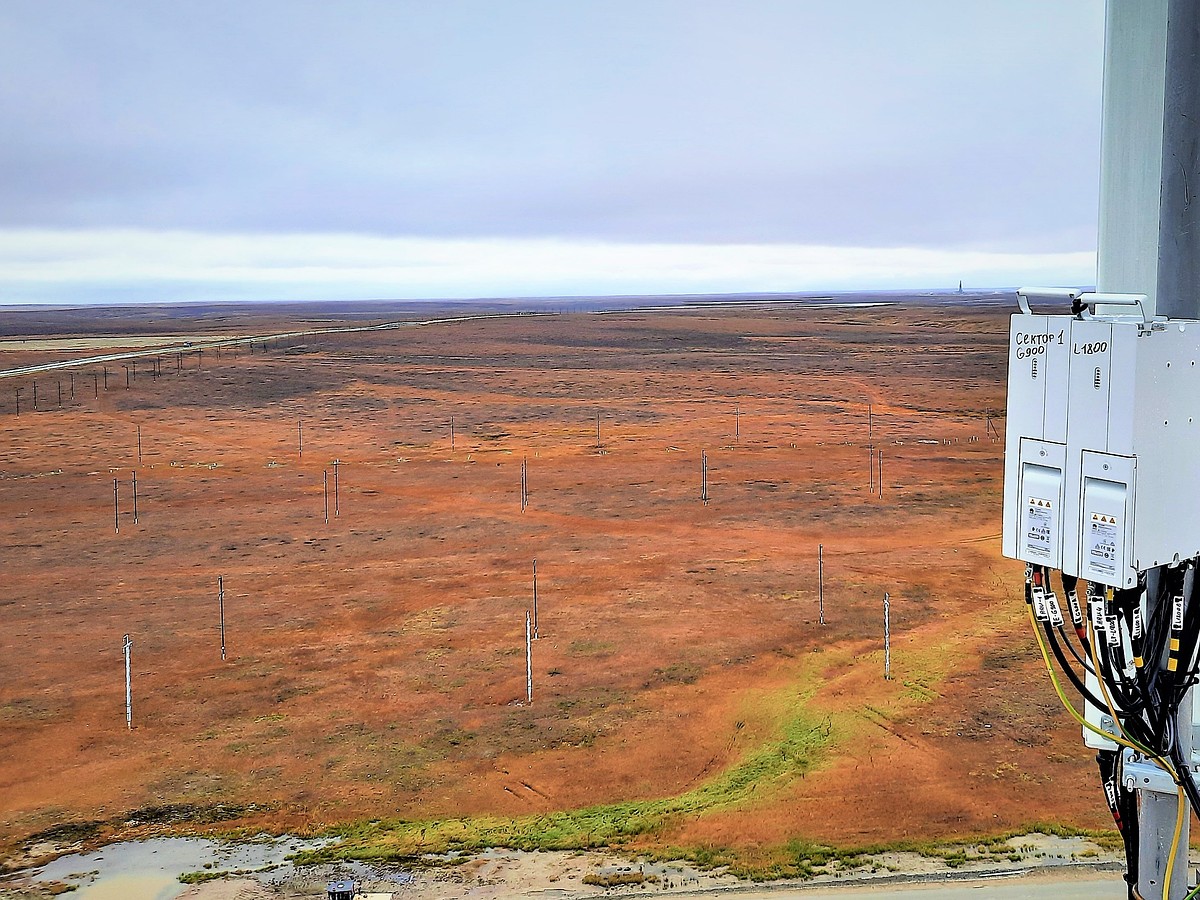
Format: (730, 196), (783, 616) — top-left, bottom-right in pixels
(1087, 512), (1120, 579)
(1023, 496), (1054, 559)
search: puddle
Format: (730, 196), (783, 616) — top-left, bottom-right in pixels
(28, 835), (329, 899)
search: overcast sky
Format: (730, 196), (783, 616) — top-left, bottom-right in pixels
(0, 1), (1104, 305)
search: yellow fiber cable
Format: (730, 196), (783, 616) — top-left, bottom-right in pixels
(1163, 784), (1185, 900)
(1028, 604), (1160, 760)
(1089, 620), (1132, 740)
(1086, 620), (1171, 768)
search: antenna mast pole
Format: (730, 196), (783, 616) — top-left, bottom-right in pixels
(1094, 3), (1198, 896)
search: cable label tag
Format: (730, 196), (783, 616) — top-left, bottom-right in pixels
(1091, 599), (1106, 634)
(1032, 586), (1049, 621)
(1105, 615), (1121, 646)
(1131, 607), (1143, 638)
(1045, 592), (1064, 628)
(1173, 594), (1185, 631)
(1104, 781), (1118, 809)
(1067, 591), (1084, 627)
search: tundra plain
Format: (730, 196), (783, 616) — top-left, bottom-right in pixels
(0, 299), (1111, 877)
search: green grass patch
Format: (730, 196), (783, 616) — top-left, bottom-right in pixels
(637, 823), (1122, 881)
(294, 704), (835, 865)
(289, 616), (1108, 880)
(179, 869), (228, 884)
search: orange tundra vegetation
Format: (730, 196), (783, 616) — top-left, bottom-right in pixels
(0, 300), (1111, 867)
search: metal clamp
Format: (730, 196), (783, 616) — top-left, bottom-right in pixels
(1016, 287), (1084, 316)
(1123, 751), (1200, 796)
(1016, 287), (1150, 324)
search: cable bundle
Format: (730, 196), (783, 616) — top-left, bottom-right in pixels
(1027, 562), (1200, 899)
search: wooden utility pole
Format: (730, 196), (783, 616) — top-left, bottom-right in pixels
(525, 611), (533, 704)
(123, 634), (133, 730)
(883, 593), (891, 680)
(532, 559), (539, 639)
(818, 544), (826, 626)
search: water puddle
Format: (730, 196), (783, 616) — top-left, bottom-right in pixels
(28, 835), (328, 899)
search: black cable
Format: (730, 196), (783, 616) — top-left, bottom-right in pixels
(1097, 749), (1139, 898)
(1060, 572), (1093, 661)
(1057, 623), (1095, 672)
(1043, 619), (1112, 713)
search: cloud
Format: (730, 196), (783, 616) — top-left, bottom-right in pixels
(0, 229), (1095, 305)
(0, 1), (1104, 252)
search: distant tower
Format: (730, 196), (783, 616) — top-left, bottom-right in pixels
(958, 280), (964, 294)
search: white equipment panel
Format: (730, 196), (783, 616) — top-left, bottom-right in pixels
(1003, 314), (1200, 588)
(1002, 314), (1070, 564)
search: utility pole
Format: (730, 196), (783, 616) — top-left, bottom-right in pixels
(297, 419), (303, 459)
(123, 634), (133, 730)
(818, 544), (826, 626)
(333, 459), (340, 516)
(218, 576), (226, 661)
(883, 593), (891, 681)
(532, 559), (539, 639)
(525, 610), (533, 704)
(113, 479), (119, 533)
(868, 403), (874, 491)
(132, 471), (138, 524)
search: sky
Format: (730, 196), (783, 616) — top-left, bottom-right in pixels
(0, 1), (1105, 305)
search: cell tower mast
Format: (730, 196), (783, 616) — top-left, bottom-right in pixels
(1004, 2), (1200, 898)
